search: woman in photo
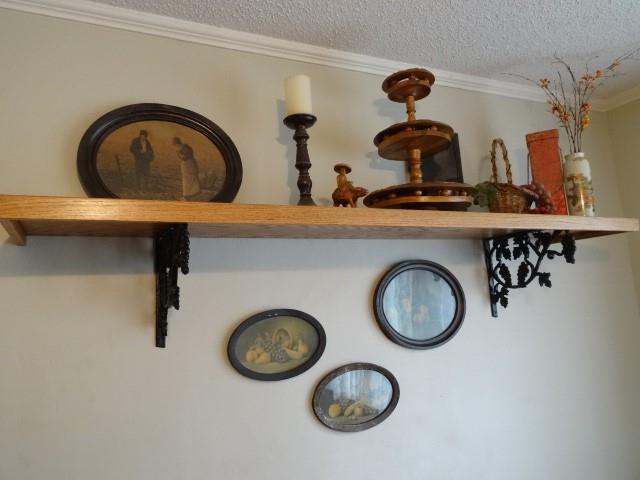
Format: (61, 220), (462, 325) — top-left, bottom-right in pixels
(172, 137), (201, 200)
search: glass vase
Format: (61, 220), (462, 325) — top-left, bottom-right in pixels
(563, 152), (595, 216)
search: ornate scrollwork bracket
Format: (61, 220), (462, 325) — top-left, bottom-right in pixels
(155, 224), (190, 347)
(483, 230), (576, 317)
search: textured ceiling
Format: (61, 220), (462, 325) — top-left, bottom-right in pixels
(95, 0), (640, 97)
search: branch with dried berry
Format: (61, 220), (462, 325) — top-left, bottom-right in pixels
(510, 48), (639, 153)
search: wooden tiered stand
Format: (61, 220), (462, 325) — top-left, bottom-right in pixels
(364, 68), (476, 210)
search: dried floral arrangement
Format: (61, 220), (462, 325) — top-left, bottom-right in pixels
(514, 48), (639, 153)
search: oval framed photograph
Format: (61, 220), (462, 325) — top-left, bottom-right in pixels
(313, 363), (399, 432)
(227, 309), (326, 381)
(374, 260), (465, 349)
(77, 103), (242, 202)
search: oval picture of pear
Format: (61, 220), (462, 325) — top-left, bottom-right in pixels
(313, 363), (399, 432)
(227, 309), (326, 381)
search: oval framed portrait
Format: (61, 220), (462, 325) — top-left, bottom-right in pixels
(374, 260), (465, 349)
(77, 103), (242, 202)
(313, 363), (399, 432)
(227, 309), (326, 381)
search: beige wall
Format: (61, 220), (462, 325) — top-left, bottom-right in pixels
(609, 99), (640, 303)
(1, 9), (639, 480)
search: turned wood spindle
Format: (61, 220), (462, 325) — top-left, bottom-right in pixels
(408, 148), (423, 184)
(406, 95), (416, 122)
(284, 113), (317, 206)
(293, 125), (314, 205)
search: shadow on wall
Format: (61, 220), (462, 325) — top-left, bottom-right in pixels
(373, 97), (405, 124)
(475, 146), (534, 186)
(275, 99), (301, 206)
(275, 90), (423, 201)
(187, 237), (487, 274)
(0, 229), (615, 278)
(0, 237), (152, 276)
(0, 236), (487, 277)
(366, 97), (413, 185)
(275, 98), (333, 207)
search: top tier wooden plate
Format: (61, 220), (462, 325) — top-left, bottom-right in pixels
(382, 68), (435, 102)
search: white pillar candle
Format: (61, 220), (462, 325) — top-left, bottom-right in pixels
(284, 74), (313, 115)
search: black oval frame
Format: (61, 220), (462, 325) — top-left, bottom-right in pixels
(227, 309), (326, 382)
(77, 103), (243, 202)
(374, 260), (465, 349)
(312, 362), (400, 432)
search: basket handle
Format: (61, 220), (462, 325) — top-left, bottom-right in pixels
(490, 138), (513, 185)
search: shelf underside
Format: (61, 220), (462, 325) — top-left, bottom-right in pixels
(0, 195), (637, 245)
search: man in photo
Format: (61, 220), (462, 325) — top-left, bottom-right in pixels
(129, 129), (154, 190)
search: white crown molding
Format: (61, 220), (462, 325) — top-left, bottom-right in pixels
(0, 0), (633, 111)
(600, 84), (640, 112)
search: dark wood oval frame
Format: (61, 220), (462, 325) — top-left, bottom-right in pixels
(312, 362), (400, 432)
(77, 103), (243, 202)
(227, 309), (326, 382)
(374, 260), (466, 349)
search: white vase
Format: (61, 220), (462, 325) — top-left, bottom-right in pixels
(563, 152), (595, 216)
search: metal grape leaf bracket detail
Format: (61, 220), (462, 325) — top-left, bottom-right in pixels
(155, 224), (190, 347)
(483, 230), (576, 317)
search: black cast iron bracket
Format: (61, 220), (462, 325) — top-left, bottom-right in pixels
(483, 230), (576, 317)
(155, 224), (190, 347)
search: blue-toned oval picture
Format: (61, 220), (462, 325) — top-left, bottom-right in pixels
(313, 363), (399, 432)
(374, 260), (465, 349)
(228, 309), (326, 381)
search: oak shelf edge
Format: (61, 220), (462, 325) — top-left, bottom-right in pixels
(0, 194), (637, 245)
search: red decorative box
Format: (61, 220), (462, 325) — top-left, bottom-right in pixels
(526, 129), (568, 215)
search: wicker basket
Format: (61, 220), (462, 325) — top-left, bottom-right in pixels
(272, 327), (293, 349)
(488, 139), (528, 213)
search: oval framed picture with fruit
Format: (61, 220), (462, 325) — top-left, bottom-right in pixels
(312, 363), (400, 432)
(227, 309), (326, 381)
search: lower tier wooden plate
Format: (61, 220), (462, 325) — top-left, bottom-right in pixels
(364, 182), (476, 211)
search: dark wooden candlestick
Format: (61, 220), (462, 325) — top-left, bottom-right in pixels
(283, 113), (317, 206)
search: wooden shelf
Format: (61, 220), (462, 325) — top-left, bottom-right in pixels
(0, 194), (637, 245)
(3, 193), (635, 344)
